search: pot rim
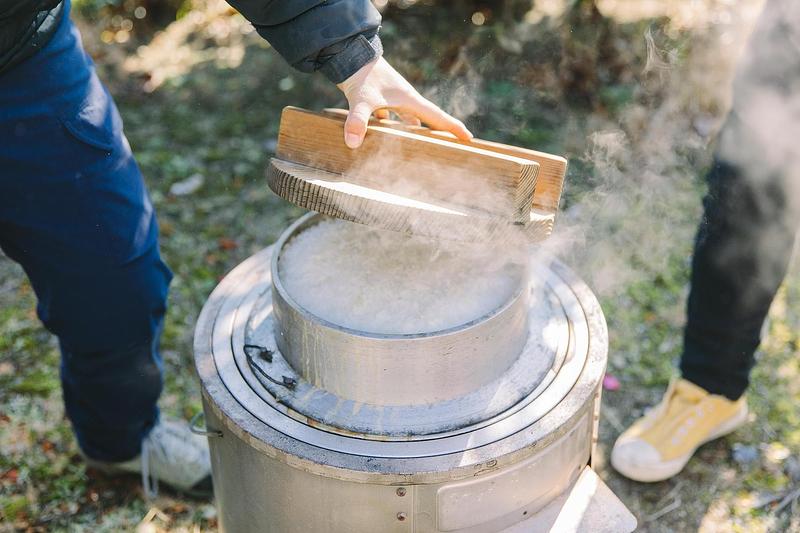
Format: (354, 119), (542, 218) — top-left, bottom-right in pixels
(270, 214), (529, 340)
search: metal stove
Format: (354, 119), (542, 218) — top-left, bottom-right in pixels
(193, 211), (637, 532)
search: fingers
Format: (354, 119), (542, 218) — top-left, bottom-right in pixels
(398, 112), (422, 127)
(344, 101), (374, 149)
(345, 99), (471, 148)
(337, 56), (473, 148)
(394, 94), (473, 141)
(405, 96), (473, 140)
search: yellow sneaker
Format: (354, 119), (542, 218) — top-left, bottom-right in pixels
(610, 378), (748, 482)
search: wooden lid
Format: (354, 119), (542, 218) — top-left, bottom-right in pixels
(266, 107), (567, 242)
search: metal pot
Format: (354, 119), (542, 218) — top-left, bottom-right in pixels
(271, 215), (531, 408)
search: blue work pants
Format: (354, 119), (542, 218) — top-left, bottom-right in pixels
(0, 1), (170, 462)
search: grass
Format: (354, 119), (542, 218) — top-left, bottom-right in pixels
(1, 0), (798, 531)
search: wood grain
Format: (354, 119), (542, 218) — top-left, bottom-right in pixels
(267, 158), (554, 243)
(275, 107), (540, 223)
(321, 108), (567, 212)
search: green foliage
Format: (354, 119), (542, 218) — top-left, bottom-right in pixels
(8, 370), (59, 396)
(599, 84), (636, 113)
(1, 495), (29, 522)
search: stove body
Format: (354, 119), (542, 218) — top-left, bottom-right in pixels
(194, 214), (635, 533)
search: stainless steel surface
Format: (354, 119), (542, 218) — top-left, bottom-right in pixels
(434, 412), (590, 531)
(245, 267), (561, 437)
(271, 215), (531, 407)
(204, 400), (597, 533)
(193, 212), (627, 532)
(204, 400), (413, 533)
(499, 467), (637, 533)
(198, 229), (599, 461)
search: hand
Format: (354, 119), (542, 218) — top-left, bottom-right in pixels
(336, 57), (473, 149)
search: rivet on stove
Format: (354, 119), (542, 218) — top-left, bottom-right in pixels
(282, 376), (297, 389)
(396, 487), (406, 497)
(396, 512), (407, 522)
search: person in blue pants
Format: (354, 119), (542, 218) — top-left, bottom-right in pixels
(0, 0), (471, 497)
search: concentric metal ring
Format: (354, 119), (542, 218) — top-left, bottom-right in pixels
(197, 214), (599, 464)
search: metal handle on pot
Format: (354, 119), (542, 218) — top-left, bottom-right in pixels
(190, 411), (223, 438)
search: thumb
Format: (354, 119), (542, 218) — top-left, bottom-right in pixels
(344, 101), (374, 149)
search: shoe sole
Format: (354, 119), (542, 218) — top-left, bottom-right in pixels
(85, 460), (213, 499)
(611, 405), (749, 483)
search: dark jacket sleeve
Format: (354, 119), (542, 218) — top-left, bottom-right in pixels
(224, 0), (382, 83)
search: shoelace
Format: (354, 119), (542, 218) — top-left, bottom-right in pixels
(667, 383), (706, 416)
(139, 422), (205, 499)
(141, 437), (159, 499)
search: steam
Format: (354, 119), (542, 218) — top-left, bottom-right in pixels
(308, 0), (797, 308)
(300, 0), (800, 320)
(278, 218), (526, 334)
(706, 0), (800, 306)
(643, 26), (673, 78)
(537, 1), (800, 302)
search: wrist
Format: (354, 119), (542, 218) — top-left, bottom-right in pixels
(320, 33), (383, 85)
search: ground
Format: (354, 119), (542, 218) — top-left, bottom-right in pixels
(1, 0), (799, 531)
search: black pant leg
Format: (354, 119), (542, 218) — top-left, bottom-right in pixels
(681, 145), (798, 400)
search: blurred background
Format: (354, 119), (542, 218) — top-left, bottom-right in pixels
(2, 0), (799, 531)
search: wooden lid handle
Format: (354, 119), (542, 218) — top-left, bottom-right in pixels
(320, 108), (567, 213)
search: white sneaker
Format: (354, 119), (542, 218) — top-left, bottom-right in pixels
(87, 417), (212, 498)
